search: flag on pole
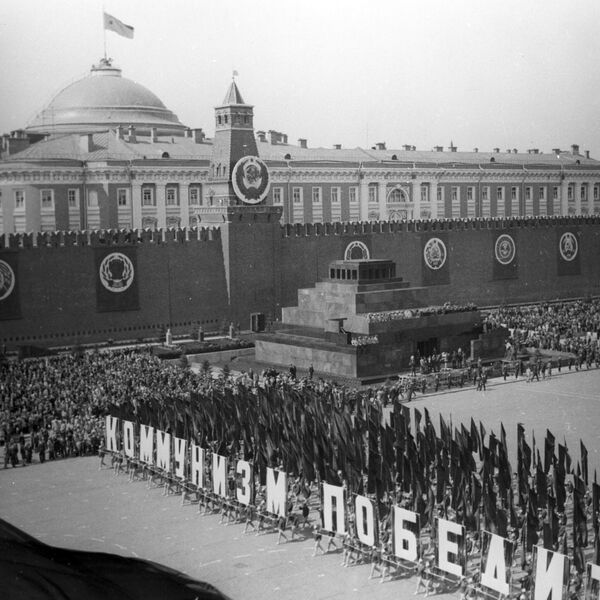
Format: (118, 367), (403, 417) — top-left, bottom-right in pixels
(104, 12), (134, 39)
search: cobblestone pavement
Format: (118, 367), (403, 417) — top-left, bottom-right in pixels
(1, 368), (599, 600)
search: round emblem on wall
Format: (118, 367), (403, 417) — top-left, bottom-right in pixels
(344, 241), (370, 261)
(0, 260), (16, 301)
(231, 155), (270, 204)
(99, 252), (135, 293)
(559, 232), (578, 262)
(495, 234), (516, 265)
(423, 238), (447, 270)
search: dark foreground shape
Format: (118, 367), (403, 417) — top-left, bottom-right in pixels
(0, 519), (231, 600)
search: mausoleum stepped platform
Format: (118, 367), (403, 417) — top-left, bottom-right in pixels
(255, 257), (485, 381)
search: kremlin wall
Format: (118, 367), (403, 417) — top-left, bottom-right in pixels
(1, 213), (600, 350)
(1, 59), (600, 351)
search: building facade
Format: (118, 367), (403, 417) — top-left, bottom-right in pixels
(2, 60), (600, 234)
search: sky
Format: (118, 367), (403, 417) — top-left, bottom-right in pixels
(1, 0), (600, 156)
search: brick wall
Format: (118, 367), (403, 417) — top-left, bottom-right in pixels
(1, 216), (600, 349)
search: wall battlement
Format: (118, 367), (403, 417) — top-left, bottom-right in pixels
(1, 227), (222, 250)
(280, 215), (600, 238)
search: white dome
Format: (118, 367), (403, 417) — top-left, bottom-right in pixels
(26, 59), (187, 136)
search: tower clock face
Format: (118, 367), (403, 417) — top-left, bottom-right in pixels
(231, 156), (271, 204)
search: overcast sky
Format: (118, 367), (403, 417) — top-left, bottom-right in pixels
(1, 0), (599, 157)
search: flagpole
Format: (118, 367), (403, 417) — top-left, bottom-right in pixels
(102, 4), (107, 60)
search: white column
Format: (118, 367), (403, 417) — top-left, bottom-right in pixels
(430, 180), (438, 219)
(359, 179), (369, 221)
(412, 179), (421, 219)
(131, 182), (142, 229)
(155, 182), (166, 229)
(560, 180), (570, 216)
(179, 182), (189, 227)
(577, 181), (585, 215)
(378, 181), (387, 220)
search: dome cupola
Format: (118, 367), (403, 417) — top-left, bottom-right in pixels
(26, 58), (186, 136)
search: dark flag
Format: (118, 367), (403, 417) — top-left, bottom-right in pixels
(470, 417), (480, 456)
(573, 474), (588, 547)
(580, 440), (589, 487)
(536, 459), (547, 507)
(544, 429), (555, 474)
(0, 518), (228, 599)
(593, 480), (600, 534)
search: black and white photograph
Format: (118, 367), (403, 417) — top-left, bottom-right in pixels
(1, 2), (599, 599)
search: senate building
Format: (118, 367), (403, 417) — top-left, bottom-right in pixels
(1, 58), (600, 234)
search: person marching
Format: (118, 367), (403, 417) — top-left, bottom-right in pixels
(312, 525), (325, 556)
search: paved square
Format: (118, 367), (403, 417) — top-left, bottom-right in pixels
(1, 368), (599, 600)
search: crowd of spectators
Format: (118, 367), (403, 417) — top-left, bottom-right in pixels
(0, 349), (196, 468)
(366, 302), (477, 323)
(483, 299), (600, 363)
(2, 297), (600, 469)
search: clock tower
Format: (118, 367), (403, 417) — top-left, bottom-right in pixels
(207, 78), (260, 206)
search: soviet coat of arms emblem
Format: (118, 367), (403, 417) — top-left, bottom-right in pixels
(0, 260), (16, 301)
(423, 238), (447, 270)
(232, 156), (271, 204)
(559, 232), (578, 262)
(495, 234), (516, 265)
(99, 252), (135, 293)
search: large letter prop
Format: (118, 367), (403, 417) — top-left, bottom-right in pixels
(173, 437), (187, 480)
(212, 454), (228, 498)
(266, 468), (287, 517)
(586, 563), (600, 600)
(393, 507), (420, 562)
(355, 494), (377, 547)
(532, 546), (569, 600)
(122, 420), (135, 458)
(480, 531), (514, 597)
(435, 517), (467, 578)
(236, 460), (253, 506)
(139, 425), (154, 464)
(105, 415), (118, 452)
(155, 430), (171, 472)
(322, 483), (346, 534)
(190, 445), (205, 489)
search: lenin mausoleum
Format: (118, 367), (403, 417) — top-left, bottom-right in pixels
(1, 58), (599, 377)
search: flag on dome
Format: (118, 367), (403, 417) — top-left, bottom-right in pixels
(103, 12), (134, 39)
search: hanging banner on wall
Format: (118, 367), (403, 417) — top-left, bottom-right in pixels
(492, 232), (518, 280)
(0, 252), (21, 321)
(556, 230), (581, 276)
(95, 247), (139, 312)
(421, 233), (450, 286)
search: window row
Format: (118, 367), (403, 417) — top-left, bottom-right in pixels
(7, 187), (205, 211)
(437, 185), (578, 203)
(273, 186), (361, 205)
(6, 183), (600, 212)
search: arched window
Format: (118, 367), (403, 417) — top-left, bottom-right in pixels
(387, 187), (408, 203)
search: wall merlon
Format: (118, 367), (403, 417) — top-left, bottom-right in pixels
(2, 227), (222, 250)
